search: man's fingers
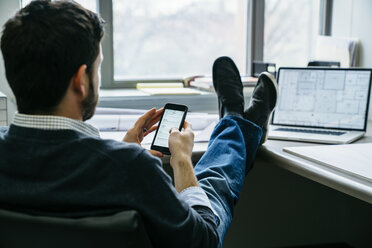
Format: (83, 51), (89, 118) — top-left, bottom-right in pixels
(169, 127), (180, 134)
(141, 108), (163, 130)
(183, 121), (193, 132)
(169, 122), (193, 136)
(168, 121), (194, 159)
(148, 149), (163, 158)
(136, 108), (156, 127)
(156, 107), (164, 115)
(146, 108), (164, 127)
(144, 125), (158, 136)
(149, 108), (163, 121)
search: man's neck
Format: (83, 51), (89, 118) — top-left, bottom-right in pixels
(27, 109), (83, 121)
(52, 110), (83, 121)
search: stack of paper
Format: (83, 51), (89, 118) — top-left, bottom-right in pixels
(190, 76), (257, 92)
(87, 109), (218, 132)
(89, 108), (219, 144)
(136, 82), (201, 95)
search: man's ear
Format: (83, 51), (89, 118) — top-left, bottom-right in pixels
(72, 64), (88, 99)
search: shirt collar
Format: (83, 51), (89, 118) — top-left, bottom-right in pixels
(12, 113), (100, 138)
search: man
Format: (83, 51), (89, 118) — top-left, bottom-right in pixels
(0, 1), (277, 247)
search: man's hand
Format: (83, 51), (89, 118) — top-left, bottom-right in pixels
(168, 121), (198, 192)
(123, 108), (164, 157)
(168, 121), (194, 166)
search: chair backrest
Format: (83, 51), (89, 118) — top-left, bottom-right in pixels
(0, 208), (152, 248)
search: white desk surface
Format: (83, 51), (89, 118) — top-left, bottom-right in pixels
(258, 121), (372, 204)
(101, 121), (372, 205)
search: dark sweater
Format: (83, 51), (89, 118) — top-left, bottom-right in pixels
(0, 125), (218, 247)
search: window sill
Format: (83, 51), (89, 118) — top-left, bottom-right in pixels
(98, 88), (253, 113)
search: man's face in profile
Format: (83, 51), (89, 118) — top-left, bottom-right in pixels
(82, 44), (103, 121)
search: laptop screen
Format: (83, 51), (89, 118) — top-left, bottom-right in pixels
(272, 67), (372, 131)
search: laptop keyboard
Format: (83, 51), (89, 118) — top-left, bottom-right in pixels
(275, 128), (346, 136)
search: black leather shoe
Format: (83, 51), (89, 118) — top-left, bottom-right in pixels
(212, 56), (244, 119)
(244, 72), (278, 145)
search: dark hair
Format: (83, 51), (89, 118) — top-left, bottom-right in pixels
(0, 0), (105, 114)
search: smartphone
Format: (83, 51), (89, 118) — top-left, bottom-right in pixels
(151, 103), (188, 155)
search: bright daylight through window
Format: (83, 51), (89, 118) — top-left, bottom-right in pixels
(21, 0), (322, 85)
(113, 0), (248, 80)
(264, 0), (320, 68)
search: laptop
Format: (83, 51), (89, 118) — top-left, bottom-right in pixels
(268, 67), (372, 144)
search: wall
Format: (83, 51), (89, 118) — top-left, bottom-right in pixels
(332, 0), (372, 120)
(0, 0), (19, 123)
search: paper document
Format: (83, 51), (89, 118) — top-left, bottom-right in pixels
(284, 143), (372, 183)
(190, 76), (257, 92)
(99, 120), (216, 144)
(194, 121), (217, 143)
(136, 83), (184, 89)
(95, 107), (147, 115)
(94, 109), (218, 144)
(87, 110), (218, 132)
(135, 82), (201, 95)
(138, 87), (201, 95)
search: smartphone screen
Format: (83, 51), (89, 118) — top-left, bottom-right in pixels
(151, 103), (188, 154)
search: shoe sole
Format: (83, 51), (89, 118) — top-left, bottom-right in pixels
(212, 56), (242, 92)
(212, 56), (243, 118)
(259, 72), (279, 144)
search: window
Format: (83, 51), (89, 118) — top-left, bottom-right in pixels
(20, 0), (330, 90)
(263, 0), (321, 68)
(103, 0), (249, 87)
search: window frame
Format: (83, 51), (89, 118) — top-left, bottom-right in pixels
(99, 0), (333, 89)
(319, 0), (333, 35)
(99, 0), (257, 89)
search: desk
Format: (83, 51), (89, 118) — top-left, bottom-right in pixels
(109, 121), (372, 205)
(223, 121), (372, 247)
(158, 120), (372, 247)
(163, 121), (372, 205)
(102, 120), (372, 247)
(258, 122), (372, 204)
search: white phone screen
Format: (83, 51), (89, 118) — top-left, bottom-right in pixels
(153, 109), (185, 148)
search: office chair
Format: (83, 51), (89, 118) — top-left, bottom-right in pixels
(0, 208), (152, 248)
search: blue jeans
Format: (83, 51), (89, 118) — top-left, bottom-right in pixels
(194, 115), (262, 246)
